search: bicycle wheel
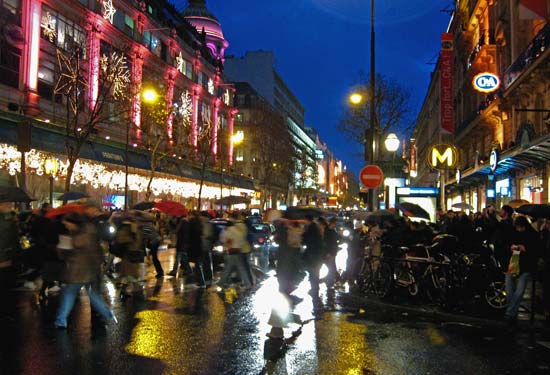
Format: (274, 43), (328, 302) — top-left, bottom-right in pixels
(372, 261), (392, 298)
(484, 281), (507, 310)
(426, 265), (447, 304)
(356, 258), (373, 294)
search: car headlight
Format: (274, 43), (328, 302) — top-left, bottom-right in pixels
(213, 245), (224, 252)
(343, 229), (350, 237)
(272, 242), (279, 248)
(253, 244), (261, 249)
(108, 225), (116, 234)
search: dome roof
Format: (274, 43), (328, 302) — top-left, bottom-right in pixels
(182, 0), (225, 40)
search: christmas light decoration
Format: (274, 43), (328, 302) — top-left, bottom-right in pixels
(41, 12), (56, 42)
(54, 49), (87, 115)
(178, 90), (192, 120)
(100, 52), (130, 99)
(223, 89), (230, 105)
(102, 0), (116, 24)
(207, 78), (214, 95)
(0, 144), (253, 199)
(175, 52), (185, 74)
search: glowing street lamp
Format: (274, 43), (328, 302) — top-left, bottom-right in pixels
(231, 130), (244, 145)
(349, 92), (364, 105)
(142, 88), (158, 103)
(44, 157), (58, 205)
(384, 133), (400, 152)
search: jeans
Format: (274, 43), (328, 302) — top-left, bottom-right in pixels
(193, 251), (213, 286)
(219, 253), (252, 287)
(307, 262), (321, 298)
(505, 272), (532, 319)
(171, 251), (193, 275)
(55, 283), (113, 327)
(148, 242), (163, 276)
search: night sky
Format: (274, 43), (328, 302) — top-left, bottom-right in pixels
(176, 0), (452, 176)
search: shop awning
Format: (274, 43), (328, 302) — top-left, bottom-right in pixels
(0, 117), (255, 191)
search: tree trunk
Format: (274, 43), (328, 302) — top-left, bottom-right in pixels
(197, 158), (207, 210)
(145, 139), (162, 201)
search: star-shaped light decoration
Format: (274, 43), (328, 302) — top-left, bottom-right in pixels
(223, 89), (230, 105)
(54, 49), (88, 115)
(41, 12), (57, 42)
(178, 90), (192, 120)
(102, 0), (116, 24)
(100, 52), (130, 100)
(207, 78), (215, 95)
(175, 52), (185, 74)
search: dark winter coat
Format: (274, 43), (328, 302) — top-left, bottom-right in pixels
(509, 227), (540, 274)
(324, 228), (338, 256)
(302, 222), (323, 265)
(60, 218), (104, 284)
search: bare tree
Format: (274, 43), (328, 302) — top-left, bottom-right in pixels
(338, 73), (410, 161)
(246, 109), (296, 209)
(54, 46), (131, 192)
(139, 85), (176, 201)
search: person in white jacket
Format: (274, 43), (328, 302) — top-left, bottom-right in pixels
(219, 215), (252, 288)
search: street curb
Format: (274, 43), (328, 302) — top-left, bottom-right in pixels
(339, 292), (550, 334)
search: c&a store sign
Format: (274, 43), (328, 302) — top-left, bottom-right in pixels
(427, 144), (459, 170)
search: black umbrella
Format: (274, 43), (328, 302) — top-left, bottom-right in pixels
(58, 191), (89, 201)
(132, 201), (156, 210)
(397, 202), (431, 221)
(365, 210), (397, 224)
(284, 206), (326, 220)
(0, 186), (34, 203)
(215, 195), (251, 205)
(516, 204), (550, 218)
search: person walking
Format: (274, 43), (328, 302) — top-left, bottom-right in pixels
(540, 218), (550, 321)
(54, 203), (116, 329)
(168, 215), (193, 278)
(324, 218), (340, 288)
(0, 201), (18, 296)
(186, 211), (206, 287)
(199, 212), (215, 285)
(138, 211), (163, 278)
(301, 215), (324, 300)
(218, 216), (252, 289)
(504, 216), (539, 326)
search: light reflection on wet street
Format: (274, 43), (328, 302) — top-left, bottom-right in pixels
(2, 251), (550, 375)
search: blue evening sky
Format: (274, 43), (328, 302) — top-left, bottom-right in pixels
(177, 1), (452, 176)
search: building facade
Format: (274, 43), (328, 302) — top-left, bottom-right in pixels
(224, 50), (319, 205)
(413, 0), (550, 211)
(0, 0), (255, 208)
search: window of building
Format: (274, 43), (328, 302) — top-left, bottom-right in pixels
(235, 149), (244, 162)
(1, 0), (22, 25)
(37, 60), (61, 102)
(0, 39), (20, 88)
(41, 7), (87, 57)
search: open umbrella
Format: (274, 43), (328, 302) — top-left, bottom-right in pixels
(154, 200), (188, 217)
(0, 186), (34, 203)
(102, 201), (115, 207)
(366, 210), (398, 224)
(214, 195), (251, 206)
(508, 199), (530, 208)
(58, 191), (89, 201)
(397, 202), (431, 221)
(452, 202), (474, 211)
(132, 201), (156, 210)
(283, 206), (326, 220)
(516, 204), (550, 218)
(45, 203), (85, 218)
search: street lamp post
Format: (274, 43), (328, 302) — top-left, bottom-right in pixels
(383, 133), (399, 209)
(44, 157), (58, 205)
(124, 88), (158, 210)
(219, 130), (244, 209)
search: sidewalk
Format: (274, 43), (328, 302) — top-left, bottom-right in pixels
(340, 289), (550, 335)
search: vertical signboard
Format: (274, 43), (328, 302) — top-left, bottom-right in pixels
(409, 138), (417, 176)
(440, 33), (454, 134)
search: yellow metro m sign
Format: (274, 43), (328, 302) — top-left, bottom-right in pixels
(427, 144), (458, 170)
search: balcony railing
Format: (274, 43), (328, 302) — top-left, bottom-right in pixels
(502, 22), (550, 90)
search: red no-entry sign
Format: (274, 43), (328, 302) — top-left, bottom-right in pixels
(359, 165), (384, 188)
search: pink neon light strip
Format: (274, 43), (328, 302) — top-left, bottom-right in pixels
(28, 0), (41, 90)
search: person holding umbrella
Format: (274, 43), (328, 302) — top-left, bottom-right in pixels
(0, 200), (19, 295)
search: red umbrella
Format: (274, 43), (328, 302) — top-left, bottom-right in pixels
(153, 200), (188, 217)
(103, 201), (115, 207)
(45, 203), (85, 218)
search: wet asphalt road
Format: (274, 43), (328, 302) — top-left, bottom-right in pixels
(2, 251), (550, 375)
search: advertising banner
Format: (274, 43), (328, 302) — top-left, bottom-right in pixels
(441, 33), (454, 134)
